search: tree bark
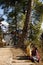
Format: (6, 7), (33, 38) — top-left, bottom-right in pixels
(18, 0), (32, 48)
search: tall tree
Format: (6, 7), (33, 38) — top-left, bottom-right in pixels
(18, 0), (32, 48)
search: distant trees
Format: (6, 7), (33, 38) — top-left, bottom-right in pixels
(0, 18), (4, 45)
(0, 0), (28, 45)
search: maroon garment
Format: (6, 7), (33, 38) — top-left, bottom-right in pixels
(32, 48), (36, 56)
(36, 50), (40, 60)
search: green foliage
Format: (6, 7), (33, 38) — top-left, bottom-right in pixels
(0, 0), (43, 47)
(29, 22), (41, 44)
(27, 0), (43, 46)
(34, 0), (43, 14)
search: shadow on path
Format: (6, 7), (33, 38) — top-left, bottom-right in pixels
(16, 56), (29, 60)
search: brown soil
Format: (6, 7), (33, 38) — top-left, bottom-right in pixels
(0, 47), (43, 65)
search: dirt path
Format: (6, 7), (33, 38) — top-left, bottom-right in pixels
(0, 47), (43, 65)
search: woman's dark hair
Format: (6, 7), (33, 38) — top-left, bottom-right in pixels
(35, 47), (37, 50)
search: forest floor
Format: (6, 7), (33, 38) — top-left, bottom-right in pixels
(0, 46), (43, 65)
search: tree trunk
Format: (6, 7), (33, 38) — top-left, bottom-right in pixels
(18, 0), (32, 48)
